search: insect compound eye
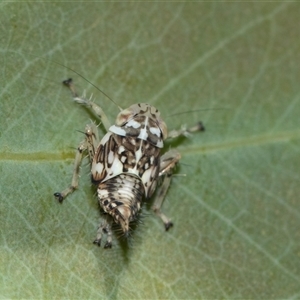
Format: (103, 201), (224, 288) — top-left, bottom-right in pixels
(115, 108), (134, 126)
(147, 104), (167, 140)
(115, 103), (145, 126)
(158, 118), (168, 140)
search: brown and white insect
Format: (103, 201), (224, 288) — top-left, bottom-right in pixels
(54, 78), (204, 248)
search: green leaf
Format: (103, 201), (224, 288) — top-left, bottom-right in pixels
(1, 2), (300, 299)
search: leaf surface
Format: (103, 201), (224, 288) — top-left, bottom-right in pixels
(1, 2), (300, 299)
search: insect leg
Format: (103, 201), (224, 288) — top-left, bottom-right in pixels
(167, 121), (205, 139)
(152, 120), (204, 230)
(63, 78), (112, 131)
(54, 123), (99, 202)
(93, 219), (113, 248)
(152, 150), (181, 230)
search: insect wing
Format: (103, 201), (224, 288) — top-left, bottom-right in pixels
(91, 131), (160, 198)
(91, 132), (123, 183)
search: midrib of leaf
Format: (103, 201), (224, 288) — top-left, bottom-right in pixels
(1, 129), (299, 161)
(183, 129), (300, 155)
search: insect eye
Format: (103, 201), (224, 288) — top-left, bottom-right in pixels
(156, 118), (168, 139)
(115, 109), (134, 126)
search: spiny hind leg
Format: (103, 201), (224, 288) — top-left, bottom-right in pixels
(152, 150), (181, 230)
(63, 78), (112, 131)
(152, 121), (205, 228)
(54, 123), (99, 202)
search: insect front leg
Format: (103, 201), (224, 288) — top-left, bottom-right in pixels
(152, 150), (181, 230)
(63, 78), (112, 131)
(54, 123), (99, 202)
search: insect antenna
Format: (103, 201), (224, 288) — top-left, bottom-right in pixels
(27, 53), (122, 111)
(167, 107), (230, 117)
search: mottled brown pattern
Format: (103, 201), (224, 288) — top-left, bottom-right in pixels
(92, 132), (160, 194)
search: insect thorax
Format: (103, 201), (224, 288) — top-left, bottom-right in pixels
(91, 103), (167, 234)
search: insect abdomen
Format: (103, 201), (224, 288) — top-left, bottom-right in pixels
(97, 173), (144, 235)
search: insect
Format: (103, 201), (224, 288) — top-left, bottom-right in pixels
(54, 78), (204, 248)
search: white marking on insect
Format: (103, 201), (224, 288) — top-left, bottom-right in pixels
(134, 146), (143, 163)
(109, 125), (127, 136)
(118, 145), (125, 154)
(137, 126), (148, 140)
(127, 119), (141, 128)
(94, 162), (104, 175)
(150, 126), (161, 137)
(108, 151), (114, 164)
